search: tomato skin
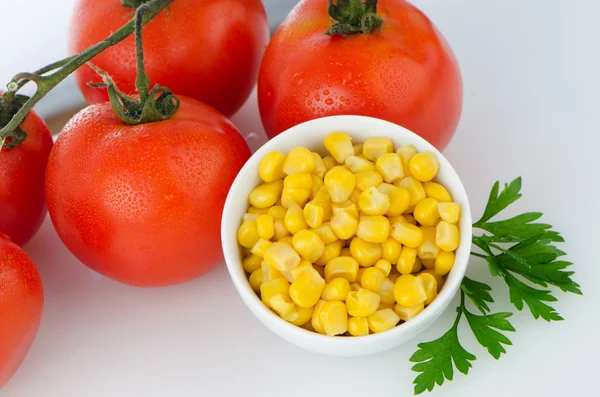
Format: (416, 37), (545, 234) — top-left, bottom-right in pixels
(258, 0), (462, 150)
(69, 0), (269, 117)
(0, 103), (53, 246)
(45, 97), (251, 287)
(0, 234), (44, 388)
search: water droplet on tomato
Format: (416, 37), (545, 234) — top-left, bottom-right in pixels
(325, 98), (334, 105)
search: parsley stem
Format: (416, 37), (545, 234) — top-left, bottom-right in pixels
(471, 252), (487, 259)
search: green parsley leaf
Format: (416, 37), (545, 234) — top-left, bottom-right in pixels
(475, 177), (522, 225)
(504, 272), (563, 321)
(410, 308), (476, 395)
(464, 310), (515, 359)
(461, 277), (494, 313)
(477, 212), (560, 243)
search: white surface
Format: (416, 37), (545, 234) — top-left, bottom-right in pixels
(1, 0), (599, 396)
(222, 115), (473, 357)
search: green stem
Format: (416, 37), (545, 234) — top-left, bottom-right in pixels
(471, 252), (488, 259)
(122, 0), (151, 8)
(326, 0), (383, 37)
(0, 0), (174, 149)
(453, 290), (466, 328)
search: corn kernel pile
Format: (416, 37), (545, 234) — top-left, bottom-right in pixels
(238, 132), (461, 337)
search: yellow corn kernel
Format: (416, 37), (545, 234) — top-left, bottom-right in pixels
(374, 259), (392, 277)
(396, 246), (417, 274)
(394, 302), (424, 322)
(302, 203), (323, 229)
(356, 267), (366, 281)
(393, 275), (427, 307)
(354, 170), (383, 191)
(382, 238), (402, 264)
(324, 132), (354, 163)
(421, 257), (435, 269)
(314, 265), (326, 279)
(237, 221), (259, 248)
(264, 241), (301, 271)
(259, 151), (286, 182)
(419, 272), (438, 305)
(315, 240), (344, 266)
(413, 257), (423, 273)
(311, 300), (327, 334)
(249, 268), (263, 292)
(358, 187), (390, 216)
(310, 174), (324, 197)
(322, 155), (339, 171)
(260, 277), (290, 308)
(269, 294), (296, 317)
(292, 230), (325, 263)
(243, 213), (259, 223)
(243, 254), (263, 273)
(353, 143), (364, 155)
(361, 267), (386, 292)
(251, 239), (273, 257)
(289, 268), (326, 308)
(368, 308), (400, 333)
(420, 269), (444, 292)
(319, 301), (349, 336)
(247, 206), (270, 215)
(345, 155), (375, 173)
(350, 282), (361, 291)
(418, 226), (441, 261)
(282, 260), (312, 283)
(256, 214), (275, 240)
(409, 152), (440, 182)
(396, 144), (418, 177)
(376, 153), (404, 183)
(311, 223), (338, 245)
(325, 256), (359, 283)
(284, 172), (313, 190)
(261, 261), (283, 283)
(378, 278), (396, 304)
(405, 214), (417, 225)
(312, 185), (331, 205)
(281, 186), (311, 208)
(423, 182), (452, 202)
(283, 147), (315, 175)
(325, 166), (356, 203)
(346, 288), (381, 317)
(395, 176), (426, 210)
(284, 203), (308, 234)
(439, 202), (461, 224)
(268, 205), (287, 220)
(349, 237), (382, 267)
(391, 222), (423, 248)
(363, 137), (393, 161)
(249, 180), (284, 209)
(283, 305), (314, 326)
(435, 251), (455, 276)
(436, 221), (460, 252)
(340, 247), (352, 257)
(322, 278), (352, 301)
(332, 200), (360, 219)
(349, 188), (362, 204)
(379, 302), (396, 310)
(388, 215), (408, 225)
(377, 184), (411, 217)
(330, 210), (359, 240)
(312, 152), (327, 178)
(273, 220), (291, 241)
(348, 317), (369, 336)
(357, 215), (390, 243)
(414, 198), (440, 227)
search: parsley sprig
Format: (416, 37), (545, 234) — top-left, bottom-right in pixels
(410, 178), (581, 394)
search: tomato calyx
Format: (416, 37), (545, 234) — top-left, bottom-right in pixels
(89, 5), (180, 125)
(326, 0), (383, 38)
(0, 93), (29, 149)
(121, 0), (152, 9)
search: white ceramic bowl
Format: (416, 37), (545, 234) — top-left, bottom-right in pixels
(222, 115), (472, 357)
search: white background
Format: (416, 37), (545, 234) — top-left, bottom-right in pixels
(1, 1), (599, 396)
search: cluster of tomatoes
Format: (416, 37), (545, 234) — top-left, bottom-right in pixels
(0, 0), (461, 389)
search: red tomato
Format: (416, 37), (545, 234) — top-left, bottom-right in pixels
(69, 0), (269, 117)
(45, 97), (251, 287)
(258, 0), (462, 150)
(0, 97), (53, 245)
(0, 233), (44, 388)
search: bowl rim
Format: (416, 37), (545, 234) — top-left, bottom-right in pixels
(222, 115), (472, 348)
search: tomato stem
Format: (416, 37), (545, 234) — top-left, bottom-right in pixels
(326, 0), (383, 38)
(121, 0), (152, 8)
(0, 0), (174, 150)
(89, 5), (180, 124)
